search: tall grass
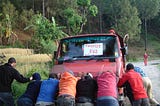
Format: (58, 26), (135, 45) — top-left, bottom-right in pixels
(0, 48), (34, 55)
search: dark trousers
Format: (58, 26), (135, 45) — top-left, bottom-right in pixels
(17, 97), (33, 106)
(57, 95), (75, 106)
(0, 92), (14, 106)
(133, 98), (150, 106)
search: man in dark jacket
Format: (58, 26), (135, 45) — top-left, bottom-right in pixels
(76, 73), (97, 106)
(0, 57), (32, 106)
(17, 72), (42, 106)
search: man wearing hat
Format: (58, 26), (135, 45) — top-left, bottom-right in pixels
(0, 57), (32, 106)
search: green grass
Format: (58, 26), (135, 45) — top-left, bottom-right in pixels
(12, 62), (50, 101)
(127, 33), (160, 61)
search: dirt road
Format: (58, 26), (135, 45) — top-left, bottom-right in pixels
(133, 59), (160, 102)
(122, 60), (160, 106)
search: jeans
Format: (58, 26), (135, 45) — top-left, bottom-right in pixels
(133, 98), (150, 106)
(76, 102), (94, 106)
(76, 96), (94, 106)
(57, 95), (75, 106)
(35, 101), (55, 106)
(0, 92), (14, 106)
(17, 97), (33, 106)
(96, 96), (119, 106)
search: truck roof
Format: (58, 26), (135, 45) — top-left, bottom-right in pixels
(61, 33), (117, 40)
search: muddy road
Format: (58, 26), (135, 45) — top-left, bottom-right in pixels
(122, 60), (160, 106)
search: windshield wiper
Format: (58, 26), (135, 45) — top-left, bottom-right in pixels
(86, 56), (98, 61)
(86, 56), (116, 62)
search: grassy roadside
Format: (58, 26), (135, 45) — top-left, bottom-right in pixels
(0, 48), (53, 101)
(127, 33), (160, 62)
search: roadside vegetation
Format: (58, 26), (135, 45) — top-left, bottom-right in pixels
(0, 48), (52, 100)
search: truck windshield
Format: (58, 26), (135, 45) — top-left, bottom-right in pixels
(59, 36), (119, 60)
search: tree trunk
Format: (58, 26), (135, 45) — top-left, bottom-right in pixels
(144, 18), (147, 51)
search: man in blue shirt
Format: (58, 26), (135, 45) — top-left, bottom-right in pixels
(36, 73), (59, 106)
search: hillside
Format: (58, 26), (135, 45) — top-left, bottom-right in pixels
(128, 33), (160, 61)
(14, 29), (32, 43)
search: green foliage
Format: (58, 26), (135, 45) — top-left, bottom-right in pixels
(116, 0), (141, 41)
(12, 40), (25, 48)
(27, 14), (67, 53)
(12, 63), (49, 100)
(1, 1), (18, 29)
(133, 0), (160, 20)
(105, 0), (141, 41)
(12, 81), (27, 101)
(89, 5), (98, 16)
(77, 0), (91, 6)
(63, 8), (75, 18)
(63, 8), (82, 35)
(18, 9), (34, 30)
(39, 39), (55, 54)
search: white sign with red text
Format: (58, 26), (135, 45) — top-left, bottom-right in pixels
(83, 43), (103, 56)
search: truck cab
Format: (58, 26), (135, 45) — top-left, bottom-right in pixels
(52, 33), (126, 78)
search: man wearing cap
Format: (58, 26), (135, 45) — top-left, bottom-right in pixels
(0, 57), (32, 106)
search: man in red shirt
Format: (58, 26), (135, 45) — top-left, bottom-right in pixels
(118, 63), (150, 106)
(96, 71), (119, 106)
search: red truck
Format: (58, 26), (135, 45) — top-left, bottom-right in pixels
(52, 32), (127, 78)
(52, 31), (128, 105)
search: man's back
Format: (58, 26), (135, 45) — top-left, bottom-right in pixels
(0, 63), (30, 92)
(76, 76), (97, 100)
(37, 78), (59, 102)
(0, 64), (13, 92)
(118, 69), (148, 100)
(97, 71), (117, 98)
(59, 71), (77, 97)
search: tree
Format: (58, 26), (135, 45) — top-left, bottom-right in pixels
(27, 14), (67, 53)
(104, 0), (141, 40)
(116, 0), (141, 40)
(58, 0), (98, 35)
(77, 0), (98, 34)
(132, 0), (160, 50)
(0, 1), (18, 45)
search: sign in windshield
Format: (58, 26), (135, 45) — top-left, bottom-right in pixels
(59, 36), (119, 60)
(84, 43), (103, 56)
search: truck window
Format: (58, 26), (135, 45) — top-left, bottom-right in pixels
(59, 36), (119, 60)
